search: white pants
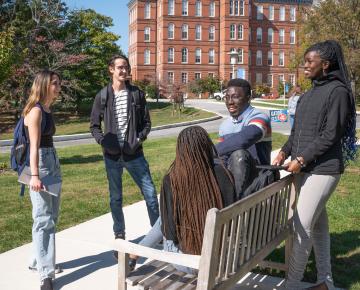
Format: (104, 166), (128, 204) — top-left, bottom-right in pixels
(285, 173), (340, 289)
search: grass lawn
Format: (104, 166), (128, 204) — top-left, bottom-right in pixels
(0, 132), (359, 289)
(253, 99), (289, 105)
(0, 102), (214, 140)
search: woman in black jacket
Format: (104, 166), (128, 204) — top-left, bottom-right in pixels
(273, 40), (357, 290)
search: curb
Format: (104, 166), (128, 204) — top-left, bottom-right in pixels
(0, 115), (222, 147)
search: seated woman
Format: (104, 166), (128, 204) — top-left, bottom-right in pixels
(129, 125), (236, 272)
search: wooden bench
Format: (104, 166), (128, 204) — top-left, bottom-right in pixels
(114, 174), (297, 290)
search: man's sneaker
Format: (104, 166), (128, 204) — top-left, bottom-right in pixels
(29, 264), (63, 274)
(40, 278), (53, 290)
(113, 233), (125, 260)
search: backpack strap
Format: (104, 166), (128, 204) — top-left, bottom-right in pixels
(100, 86), (108, 117)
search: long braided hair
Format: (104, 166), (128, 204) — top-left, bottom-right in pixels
(168, 126), (226, 255)
(305, 40), (358, 165)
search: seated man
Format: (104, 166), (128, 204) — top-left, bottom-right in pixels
(216, 78), (272, 200)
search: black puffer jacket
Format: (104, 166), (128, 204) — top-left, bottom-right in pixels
(90, 83), (151, 161)
(281, 71), (351, 174)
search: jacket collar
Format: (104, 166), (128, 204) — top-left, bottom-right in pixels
(312, 70), (346, 87)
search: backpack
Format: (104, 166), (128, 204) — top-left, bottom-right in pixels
(10, 104), (46, 196)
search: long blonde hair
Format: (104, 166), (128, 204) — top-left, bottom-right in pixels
(22, 70), (60, 116)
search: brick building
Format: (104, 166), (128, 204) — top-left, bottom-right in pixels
(128, 0), (313, 97)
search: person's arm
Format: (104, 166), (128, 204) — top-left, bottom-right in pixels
(299, 87), (350, 165)
(26, 107), (43, 192)
(89, 91), (104, 145)
(138, 90), (151, 141)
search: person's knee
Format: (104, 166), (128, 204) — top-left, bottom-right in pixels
(228, 149), (251, 165)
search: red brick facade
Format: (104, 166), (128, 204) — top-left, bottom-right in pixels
(128, 0), (312, 97)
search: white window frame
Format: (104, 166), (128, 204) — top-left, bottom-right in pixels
(278, 74), (285, 85)
(230, 24), (236, 40)
(144, 49), (150, 65)
(279, 29), (285, 44)
(289, 74), (296, 86)
(234, 0), (239, 15)
(238, 24), (243, 40)
(268, 28), (273, 43)
(181, 72), (188, 84)
(182, 0), (188, 16)
(256, 5), (263, 20)
(195, 48), (202, 64)
(230, 0), (234, 15)
(267, 74), (273, 88)
(168, 23), (174, 39)
(256, 50), (262, 66)
(256, 27), (262, 43)
(167, 71), (174, 84)
(209, 48), (215, 64)
(195, 72), (201, 80)
(267, 51), (273, 66)
(144, 27), (150, 42)
(237, 48), (243, 64)
(279, 51), (285, 66)
(181, 24), (188, 40)
(239, 0), (244, 16)
(209, 1), (215, 17)
(181, 48), (188, 63)
(256, 73), (262, 84)
(168, 0), (174, 15)
(208, 72), (214, 78)
(290, 29), (296, 44)
(268, 5), (274, 20)
(290, 7), (296, 22)
(195, 0), (202, 16)
(168, 47), (174, 63)
(209, 25), (215, 41)
(144, 1), (151, 19)
(195, 24), (202, 40)
(279, 6), (285, 21)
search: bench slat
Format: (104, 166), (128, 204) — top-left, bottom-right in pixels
(150, 270), (187, 290)
(165, 274), (197, 290)
(126, 260), (168, 286)
(251, 203), (261, 256)
(225, 217), (237, 278)
(232, 214), (242, 273)
(272, 191), (281, 239)
(267, 194), (276, 243)
(245, 206), (256, 261)
(239, 211), (248, 266)
(262, 197), (271, 247)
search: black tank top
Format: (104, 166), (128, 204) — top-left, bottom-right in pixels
(25, 110), (56, 148)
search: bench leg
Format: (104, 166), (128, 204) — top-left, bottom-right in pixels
(118, 252), (129, 290)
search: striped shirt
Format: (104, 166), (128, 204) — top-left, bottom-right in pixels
(113, 90), (128, 145)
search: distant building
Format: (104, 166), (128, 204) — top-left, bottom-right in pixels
(128, 0), (313, 97)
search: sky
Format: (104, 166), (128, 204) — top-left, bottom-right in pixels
(64, 0), (129, 54)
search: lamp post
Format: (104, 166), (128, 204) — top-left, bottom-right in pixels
(227, 51), (239, 79)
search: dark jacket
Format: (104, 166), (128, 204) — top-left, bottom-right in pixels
(90, 83), (151, 161)
(160, 163), (235, 244)
(281, 71), (351, 174)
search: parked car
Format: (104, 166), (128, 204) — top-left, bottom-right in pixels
(213, 90), (226, 101)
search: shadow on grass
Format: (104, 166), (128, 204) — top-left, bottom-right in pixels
(59, 154), (103, 165)
(261, 230), (360, 289)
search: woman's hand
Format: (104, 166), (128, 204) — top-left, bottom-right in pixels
(285, 160), (302, 173)
(272, 151), (286, 166)
(30, 176), (43, 192)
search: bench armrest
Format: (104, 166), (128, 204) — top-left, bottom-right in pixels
(114, 239), (200, 269)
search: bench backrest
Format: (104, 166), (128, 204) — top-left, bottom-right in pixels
(197, 174), (296, 290)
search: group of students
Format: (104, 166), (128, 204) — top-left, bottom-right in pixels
(22, 40), (357, 290)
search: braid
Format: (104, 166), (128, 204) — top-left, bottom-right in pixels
(169, 126), (224, 255)
(305, 40), (358, 165)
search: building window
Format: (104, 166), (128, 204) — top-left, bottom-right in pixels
(230, 0), (233, 15)
(268, 28), (273, 43)
(209, 1), (215, 17)
(256, 27), (262, 43)
(195, 72), (201, 79)
(195, 24), (201, 40)
(144, 27), (150, 41)
(248, 50), (251, 65)
(290, 29), (296, 44)
(195, 48), (201, 63)
(279, 51), (285, 66)
(256, 50), (262, 66)
(268, 5), (274, 20)
(168, 0), (174, 15)
(168, 47), (174, 63)
(167, 71), (174, 84)
(267, 51), (273, 66)
(181, 24), (188, 39)
(144, 1), (151, 19)
(234, 0), (239, 15)
(267, 74), (273, 88)
(238, 48), (243, 64)
(279, 29), (285, 44)
(144, 49), (150, 65)
(256, 73), (262, 84)
(279, 6), (285, 21)
(182, 0), (188, 16)
(181, 48), (188, 63)
(208, 72), (214, 77)
(256, 5), (263, 20)
(239, 0), (244, 15)
(230, 24), (236, 39)
(237, 24), (243, 40)
(209, 25), (215, 41)
(278, 74), (285, 85)
(181, 72), (188, 84)
(209, 48), (215, 64)
(195, 0), (202, 16)
(168, 23), (174, 39)
(290, 52), (296, 62)
(289, 74), (296, 86)
(290, 7), (296, 21)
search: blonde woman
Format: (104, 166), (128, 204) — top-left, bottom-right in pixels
(23, 70), (62, 290)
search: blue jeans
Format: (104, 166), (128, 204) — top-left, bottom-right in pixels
(104, 155), (159, 236)
(29, 147), (62, 281)
(290, 114), (295, 128)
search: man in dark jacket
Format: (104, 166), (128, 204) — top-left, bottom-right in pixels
(90, 55), (159, 246)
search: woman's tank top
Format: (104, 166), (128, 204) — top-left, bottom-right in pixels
(25, 110), (56, 148)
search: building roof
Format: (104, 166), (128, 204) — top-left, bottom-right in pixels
(254, 0), (313, 4)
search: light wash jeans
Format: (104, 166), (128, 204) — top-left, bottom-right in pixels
(139, 217), (197, 274)
(29, 147), (62, 281)
(285, 173), (340, 290)
(104, 155), (159, 236)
